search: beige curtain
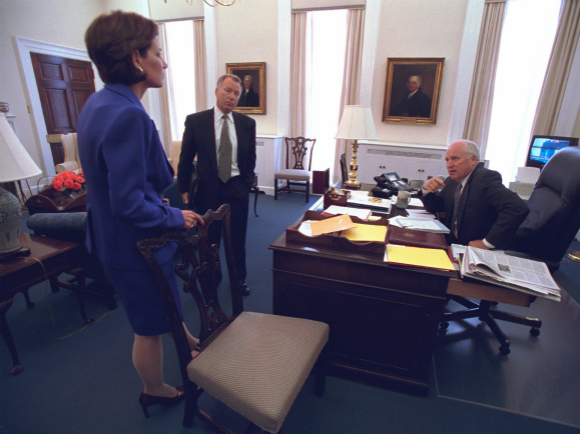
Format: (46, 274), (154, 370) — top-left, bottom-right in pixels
(157, 23), (173, 156)
(463, 0), (507, 158)
(532, 0), (580, 135)
(194, 19), (208, 112)
(335, 8), (365, 182)
(290, 12), (307, 137)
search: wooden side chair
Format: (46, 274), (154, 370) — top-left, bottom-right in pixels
(137, 204), (329, 433)
(274, 137), (316, 203)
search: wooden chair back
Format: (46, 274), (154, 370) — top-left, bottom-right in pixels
(284, 137), (316, 171)
(137, 204), (329, 432)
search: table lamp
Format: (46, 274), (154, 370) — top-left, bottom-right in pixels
(335, 105), (379, 190)
(0, 104), (43, 258)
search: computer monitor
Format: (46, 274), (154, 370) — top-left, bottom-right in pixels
(525, 135), (579, 169)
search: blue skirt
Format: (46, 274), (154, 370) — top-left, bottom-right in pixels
(104, 258), (184, 336)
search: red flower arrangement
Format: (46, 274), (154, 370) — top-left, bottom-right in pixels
(51, 170), (86, 193)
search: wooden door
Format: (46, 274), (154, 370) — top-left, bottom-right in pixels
(31, 52), (95, 165)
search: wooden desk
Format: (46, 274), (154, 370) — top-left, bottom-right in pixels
(270, 231), (453, 397)
(0, 233), (85, 374)
(271, 190), (534, 396)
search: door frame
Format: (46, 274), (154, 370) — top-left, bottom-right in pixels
(15, 37), (103, 175)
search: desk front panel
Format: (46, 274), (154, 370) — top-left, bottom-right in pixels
(271, 243), (450, 397)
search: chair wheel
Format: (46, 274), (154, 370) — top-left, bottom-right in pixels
(499, 345), (511, 355)
(530, 327), (540, 337)
(440, 321), (449, 330)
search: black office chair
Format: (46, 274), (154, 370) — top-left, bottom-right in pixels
(339, 152), (348, 183)
(440, 146), (580, 355)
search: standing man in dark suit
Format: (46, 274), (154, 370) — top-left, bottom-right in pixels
(178, 74), (256, 295)
(421, 140), (528, 250)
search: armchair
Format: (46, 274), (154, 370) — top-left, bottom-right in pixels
(137, 204), (329, 432)
(47, 133), (81, 173)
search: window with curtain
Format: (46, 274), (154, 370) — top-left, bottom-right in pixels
(485, 0), (561, 184)
(164, 19), (196, 141)
(304, 9), (348, 172)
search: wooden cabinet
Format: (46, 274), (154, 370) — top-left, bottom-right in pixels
(358, 143), (447, 183)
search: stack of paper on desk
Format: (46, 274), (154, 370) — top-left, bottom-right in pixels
(385, 244), (455, 271)
(461, 246), (561, 301)
(347, 190), (391, 211)
(324, 205), (372, 221)
(389, 217), (450, 233)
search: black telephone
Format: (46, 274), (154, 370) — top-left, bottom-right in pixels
(371, 172), (414, 199)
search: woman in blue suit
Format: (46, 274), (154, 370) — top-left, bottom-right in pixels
(78, 11), (204, 417)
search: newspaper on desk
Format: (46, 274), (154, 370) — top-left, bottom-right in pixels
(461, 246), (561, 301)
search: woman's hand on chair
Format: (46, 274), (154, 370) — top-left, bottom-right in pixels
(182, 210), (204, 228)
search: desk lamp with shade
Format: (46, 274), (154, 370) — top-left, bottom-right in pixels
(0, 103), (43, 259)
(335, 105), (379, 190)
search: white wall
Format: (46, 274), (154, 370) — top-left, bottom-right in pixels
(2, 0), (580, 186)
(214, 0), (279, 135)
(371, 0), (468, 147)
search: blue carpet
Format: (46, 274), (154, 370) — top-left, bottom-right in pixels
(2, 195), (580, 434)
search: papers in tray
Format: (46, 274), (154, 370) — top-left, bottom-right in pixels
(389, 217), (450, 233)
(461, 246), (561, 301)
(309, 214), (355, 236)
(347, 190), (391, 211)
(324, 205), (372, 221)
(385, 244), (455, 271)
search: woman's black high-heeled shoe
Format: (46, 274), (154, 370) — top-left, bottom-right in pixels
(139, 386), (185, 418)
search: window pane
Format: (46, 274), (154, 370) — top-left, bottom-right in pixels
(306, 9), (348, 173)
(164, 20), (196, 141)
(485, 0), (561, 184)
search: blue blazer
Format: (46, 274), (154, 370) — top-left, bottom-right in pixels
(77, 83), (184, 270)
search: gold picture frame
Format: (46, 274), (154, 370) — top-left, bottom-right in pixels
(226, 62), (266, 115)
(382, 58), (445, 125)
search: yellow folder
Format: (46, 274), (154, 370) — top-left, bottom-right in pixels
(341, 223), (387, 242)
(386, 244), (454, 271)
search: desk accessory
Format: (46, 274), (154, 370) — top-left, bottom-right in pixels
(335, 105), (379, 190)
(286, 210), (387, 254)
(324, 186), (349, 208)
(387, 226), (447, 250)
(0, 105), (42, 257)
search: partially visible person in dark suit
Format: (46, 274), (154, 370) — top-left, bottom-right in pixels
(421, 140), (528, 250)
(178, 74), (256, 295)
(238, 74), (260, 107)
(390, 75), (432, 118)
(77, 10), (204, 417)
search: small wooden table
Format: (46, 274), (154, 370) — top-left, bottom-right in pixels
(0, 233), (87, 374)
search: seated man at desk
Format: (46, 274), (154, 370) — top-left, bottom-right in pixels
(420, 139), (528, 250)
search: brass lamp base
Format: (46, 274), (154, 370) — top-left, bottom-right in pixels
(344, 140), (362, 190)
(343, 180), (361, 190)
(568, 250), (580, 263)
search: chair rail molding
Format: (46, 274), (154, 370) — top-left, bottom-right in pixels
(14, 37), (104, 177)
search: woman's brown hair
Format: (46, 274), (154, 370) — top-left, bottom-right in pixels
(85, 10), (158, 85)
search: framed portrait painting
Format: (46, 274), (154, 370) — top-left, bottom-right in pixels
(382, 58), (445, 125)
(226, 62), (266, 115)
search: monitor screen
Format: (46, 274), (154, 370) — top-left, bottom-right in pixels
(526, 135), (579, 169)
